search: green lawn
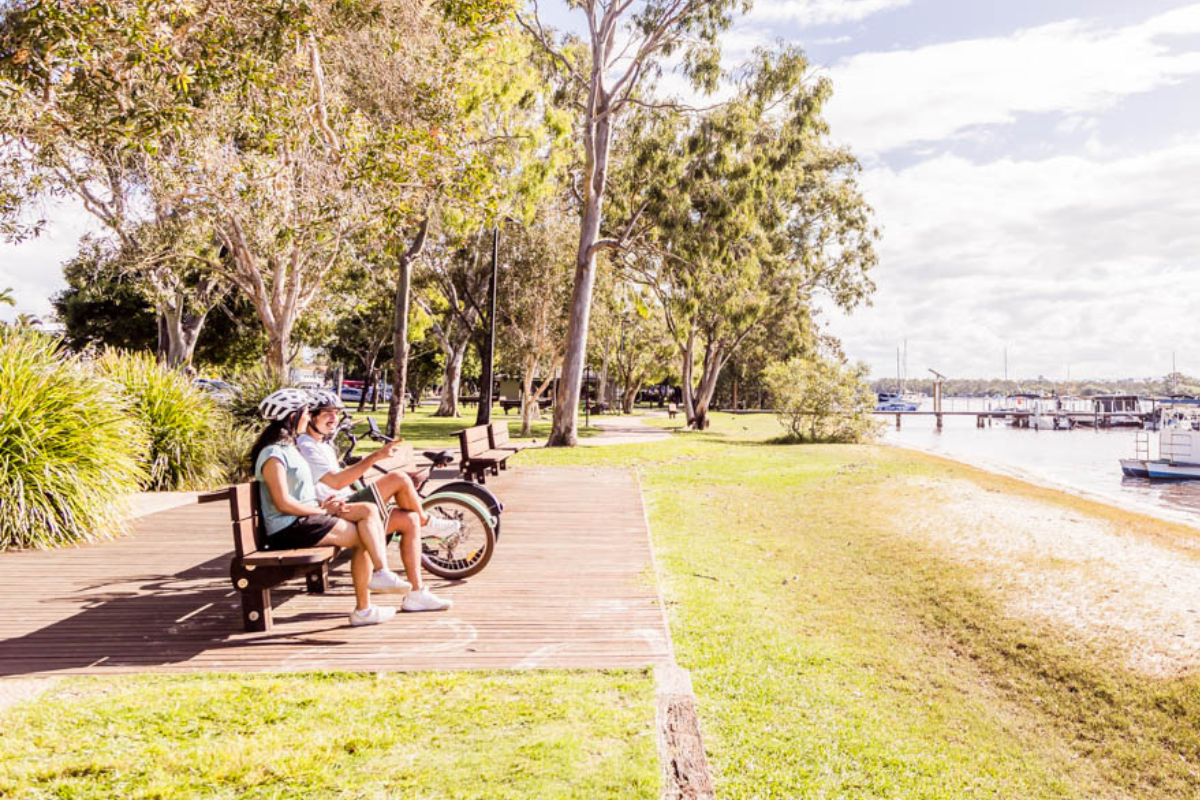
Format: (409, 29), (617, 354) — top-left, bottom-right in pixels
(519, 413), (1200, 799)
(343, 404), (602, 451)
(0, 671), (658, 799)
(7, 409), (1200, 798)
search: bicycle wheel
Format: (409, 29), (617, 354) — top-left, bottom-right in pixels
(420, 492), (496, 579)
(429, 480), (504, 538)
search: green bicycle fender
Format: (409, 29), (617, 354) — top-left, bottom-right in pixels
(421, 491), (497, 531)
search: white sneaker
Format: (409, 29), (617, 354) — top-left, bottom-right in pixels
(423, 516), (462, 537)
(368, 569), (412, 594)
(402, 587), (453, 612)
(349, 605), (396, 626)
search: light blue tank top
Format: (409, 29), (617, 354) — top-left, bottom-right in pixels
(254, 444), (319, 534)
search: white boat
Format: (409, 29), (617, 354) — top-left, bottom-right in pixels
(876, 391), (920, 412)
(1120, 400), (1200, 480)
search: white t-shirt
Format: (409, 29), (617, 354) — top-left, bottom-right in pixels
(295, 433), (352, 501)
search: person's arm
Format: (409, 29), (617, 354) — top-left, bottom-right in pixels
(318, 440), (405, 490)
(262, 457), (341, 517)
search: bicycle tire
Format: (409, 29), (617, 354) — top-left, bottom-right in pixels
(428, 480), (504, 538)
(419, 492), (496, 579)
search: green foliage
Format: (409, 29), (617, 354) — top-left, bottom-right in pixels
(0, 327), (148, 549)
(95, 350), (222, 491)
(764, 354), (880, 443)
(208, 412), (258, 485)
(226, 365), (285, 427)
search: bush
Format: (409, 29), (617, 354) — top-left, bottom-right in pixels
(226, 365), (285, 426)
(95, 350), (223, 491)
(763, 354), (881, 443)
(0, 328), (149, 549)
(209, 412), (258, 485)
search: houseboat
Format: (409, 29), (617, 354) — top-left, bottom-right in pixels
(1120, 400), (1200, 479)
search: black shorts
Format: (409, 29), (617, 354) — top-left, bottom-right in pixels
(263, 514), (339, 550)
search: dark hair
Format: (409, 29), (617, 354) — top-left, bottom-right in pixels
(248, 408), (306, 471)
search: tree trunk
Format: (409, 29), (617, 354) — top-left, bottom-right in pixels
(387, 218), (429, 438)
(549, 101), (613, 447)
(435, 344), (465, 417)
(357, 355), (377, 412)
(155, 314), (169, 363)
(266, 324), (292, 380)
(162, 309), (207, 368)
(520, 370), (537, 438)
(623, 378), (643, 414)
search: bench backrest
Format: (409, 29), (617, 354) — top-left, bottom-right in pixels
(489, 420), (511, 448)
(458, 425), (492, 459)
(228, 483), (262, 557)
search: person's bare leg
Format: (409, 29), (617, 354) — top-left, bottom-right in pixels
(374, 472), (429, 524)
(316, 519), (373, 610)
(387, 509), (423, 590)
(350, 545), (371, 610)
(337, 502), (390, 570)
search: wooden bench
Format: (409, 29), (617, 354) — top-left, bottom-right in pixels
(667, 402), (678, 419)
(199, 483), (339, 633)
(488, 420), (532, 456)
(457, 424), (511, 484)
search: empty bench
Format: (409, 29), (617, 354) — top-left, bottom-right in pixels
(457, 424), (511, 484)
(200, 483), (339, 632)
(488, 420), (532, 456)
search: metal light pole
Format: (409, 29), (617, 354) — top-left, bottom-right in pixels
(475, 227), (499, 427)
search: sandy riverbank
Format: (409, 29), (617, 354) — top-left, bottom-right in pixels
(888, 457), (1200, 677)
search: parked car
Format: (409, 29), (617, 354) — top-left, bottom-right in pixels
(194, 378), (240, 403)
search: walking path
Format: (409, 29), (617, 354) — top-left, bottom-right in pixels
(581, 411), (674, 446)
(0, 466), (671, 676)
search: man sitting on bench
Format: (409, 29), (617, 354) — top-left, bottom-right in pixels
(297, 390), (453, 612)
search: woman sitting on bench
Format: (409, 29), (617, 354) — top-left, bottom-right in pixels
(251, 389), (410, 627)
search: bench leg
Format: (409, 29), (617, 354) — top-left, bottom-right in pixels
(240, 588), (272, 632)
(306, 563), (329, 594)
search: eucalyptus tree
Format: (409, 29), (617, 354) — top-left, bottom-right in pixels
(494, 203), (575, 435)
(614, 47), (878, 429)
(0, 0), (257, 366)
(518, 0), (746, 445)
(413, 232), (491, 417)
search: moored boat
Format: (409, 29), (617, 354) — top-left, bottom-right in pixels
(1120, 400), (1200, 480)
(876, 391), (920, 412)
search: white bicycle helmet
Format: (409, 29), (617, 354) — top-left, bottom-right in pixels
(258, 388), (312, 421)
(308, 389), (344, 411)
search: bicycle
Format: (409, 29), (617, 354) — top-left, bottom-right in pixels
(334, 416), (500, 580)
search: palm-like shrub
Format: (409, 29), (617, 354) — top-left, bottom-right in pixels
(0, 328), (149, 549)
(227, 365), (285, 426)
(95, 350), (223, 491)
(209, 412), (259, 484)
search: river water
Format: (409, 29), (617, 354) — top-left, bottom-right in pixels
(882, 398), (1200, 530)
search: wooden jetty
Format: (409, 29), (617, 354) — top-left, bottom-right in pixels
(873, 409), (1154, 430)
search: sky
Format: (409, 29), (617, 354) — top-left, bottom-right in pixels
(2, 0), (1198, 381)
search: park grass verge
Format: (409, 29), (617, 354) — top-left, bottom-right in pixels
(348, 405), (601, 451)
(0, 670), (658, 799)
(521, 413), (1200, 798)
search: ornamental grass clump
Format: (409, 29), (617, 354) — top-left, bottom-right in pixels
(226, 365), (284, 426)
(0, 328), (148, 549)
(95, 349), (222, 491)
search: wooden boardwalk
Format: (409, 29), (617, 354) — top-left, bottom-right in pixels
(0, 466), (671, 676)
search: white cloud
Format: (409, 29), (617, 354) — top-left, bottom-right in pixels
(824, 136), (1200, 379)
(751, 0), (910, 27)
(826, 5), (1200, 155)
(0, 199), (97, 323)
